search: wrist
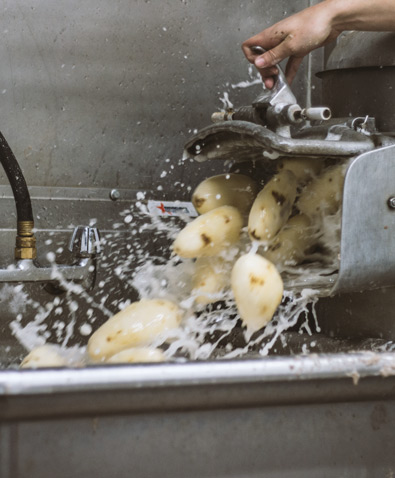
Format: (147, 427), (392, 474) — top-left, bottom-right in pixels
(322, 0), (395, 32)
(322, 0), (351, 32)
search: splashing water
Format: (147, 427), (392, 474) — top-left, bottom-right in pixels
(3, 186), (344, 368)
(3, 153), (368, 368)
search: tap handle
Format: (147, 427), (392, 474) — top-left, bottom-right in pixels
(69, 226), (101, 257)
(250, 45), (298, 107)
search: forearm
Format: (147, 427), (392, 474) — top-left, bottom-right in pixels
(242, 0), (395, 87)
(327, 0), (395, 32)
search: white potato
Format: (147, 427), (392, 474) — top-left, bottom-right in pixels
(20, 345), (67, 369)
(262, 214), (314, 267)
(248, 169), (297, 243)
(280, 158), (323, 185)
(173, 206), (243, 258)
(192, 173), (258, 215)
(106, 347), (165, 364)
(297, 162), (347, 218)
(192, 257), (231, 305)
(87, 299), (182, 362)
(231, 253), (283, 333)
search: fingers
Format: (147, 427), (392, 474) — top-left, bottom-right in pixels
(260, 55), (304, 88)
(252, 40), (293, 69)
(284, 56), (304, 84)
(255, 65), (279, 89)
(256, 65), (279, 78)
(263, 77), (275, 89)
(242, 36), (295, 87)
(241, 32), (276, 63)
(242, 35), (305, 88)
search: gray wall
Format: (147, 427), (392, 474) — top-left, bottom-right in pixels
(0, 0), (322, 195)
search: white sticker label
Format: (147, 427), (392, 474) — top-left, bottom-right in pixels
(147, 200), (198, 217)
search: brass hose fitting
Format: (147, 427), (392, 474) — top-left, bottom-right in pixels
(15, 220), (37, 260)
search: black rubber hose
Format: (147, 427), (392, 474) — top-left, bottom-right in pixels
(0, 131), (33, 223)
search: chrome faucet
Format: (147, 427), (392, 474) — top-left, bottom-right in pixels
(0, 226), (101, 291)
(0, 131), (101, 291)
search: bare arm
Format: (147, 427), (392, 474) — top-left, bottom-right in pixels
(242, 0), (395, 88)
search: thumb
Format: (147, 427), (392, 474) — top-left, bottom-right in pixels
(254, 40), (294, 69)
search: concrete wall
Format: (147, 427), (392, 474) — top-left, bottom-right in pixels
(0, 0), (321, 195)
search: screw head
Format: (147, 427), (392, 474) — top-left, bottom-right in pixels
(110, 189), (121, 201)
(388, 197), (395, 209)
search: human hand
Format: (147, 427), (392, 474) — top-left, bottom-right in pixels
(242, 1), (342, 88)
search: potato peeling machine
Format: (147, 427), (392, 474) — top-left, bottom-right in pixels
(184, 46), (395, 297)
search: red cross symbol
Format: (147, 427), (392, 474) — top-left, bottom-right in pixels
(157, 202), (171, 215)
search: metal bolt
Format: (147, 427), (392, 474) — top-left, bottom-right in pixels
(387, 197), (395, 209)
(110, 189), (121, 201)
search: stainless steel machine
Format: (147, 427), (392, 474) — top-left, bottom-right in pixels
(184, 43), (395, 296)
(184, 35), (395, 342)
(1, 20), (395, 478)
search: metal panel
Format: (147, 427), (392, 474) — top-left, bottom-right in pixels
(333, 145), (395, 294)
(0, 401), (394, 478)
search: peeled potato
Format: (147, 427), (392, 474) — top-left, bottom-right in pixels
(280, 158), (323, 185)
(106, 347), (165, 364)
(248, 169), (297, 243)
(173, 206), (243, 258)
(297, 162), (347, 218)
(192, 257), (231, 305)
(262, 214), (314, 267)
(192, 173), (258, 215)
(20, 345), (67, 369)
(87, 299), (182, 362)
(231, 253), (283, 333)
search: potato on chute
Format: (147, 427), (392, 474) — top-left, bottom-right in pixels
(192, 173), (258, 215)
(173, 206), (243, 258)
(297, 162), (347, 218)
(20, 345), (67, 369)
(262, 214), (315, 268)
(106, 347), (165, 364)
(248, 169), (297, 244)
(192, 256), (232, 305)
(88, 299), (182, 362)
(279, 157), (323, 185)
(231, 253), (283, 333)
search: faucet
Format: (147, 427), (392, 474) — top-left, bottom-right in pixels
(0, 132), (100, 290)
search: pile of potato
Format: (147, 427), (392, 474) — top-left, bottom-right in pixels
(176, 158), (347, 333)
(21, 158), (347, 368)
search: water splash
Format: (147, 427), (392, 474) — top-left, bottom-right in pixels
(5, 195), (342, 367)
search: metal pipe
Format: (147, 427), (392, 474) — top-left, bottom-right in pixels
(0, 258), (91, 283)
(2, 352), (395, 396)
(301, 107), (332, 121)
